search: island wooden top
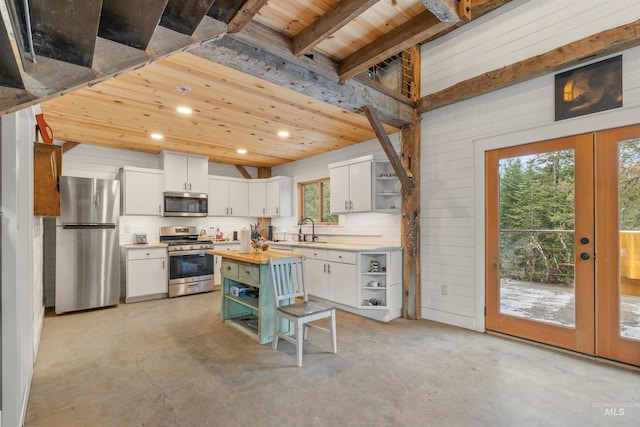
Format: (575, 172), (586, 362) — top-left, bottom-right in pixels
(208, 249), (303, 265)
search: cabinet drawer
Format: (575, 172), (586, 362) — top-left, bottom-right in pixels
(127, 247), (166, 260)
(221, 260), (239, 280)
(238, 263), (261, 287)
(299, 247), (328, 260)
(329, 250), (356, 264)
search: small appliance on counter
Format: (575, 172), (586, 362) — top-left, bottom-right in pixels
(134, 233), (148, 244)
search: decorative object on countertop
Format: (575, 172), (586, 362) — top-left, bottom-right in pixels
(134, 233), (148, 244)
(369, 259), (379, 272)
(251, 235), (268, 254)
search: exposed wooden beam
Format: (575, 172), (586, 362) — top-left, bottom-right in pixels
(418, 18), (640, 113)
(292, 0), (380, 57)
(362, 105), (412, 195)
(459, 0), (471, 21)
(0, 0), (24, 89)
(231, 20), (339, 82)
(192, 36), (413, 127)
(419, 0), (460, 22)
(471, 0), (511, 20)
(0, 16), (226, 116)
(227, 0), (269, 33)
(338, 11), (456, 83)
(235, 165), (253, 179)
(62, 141), (80, 153)
(419, 0), (510, 44)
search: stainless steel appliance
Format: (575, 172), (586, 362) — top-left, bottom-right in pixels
(55, 176), (120, 314)
(163, 192), (208, 217)
(160, 226), (215, 297)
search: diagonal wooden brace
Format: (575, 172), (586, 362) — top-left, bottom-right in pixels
(362, 105), (413, 195)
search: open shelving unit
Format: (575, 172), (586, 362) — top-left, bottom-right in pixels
(373, 160), (400, 212)
(358, 251), (402, 322)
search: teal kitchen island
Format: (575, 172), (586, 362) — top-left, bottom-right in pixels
(209, 249), (303, 344)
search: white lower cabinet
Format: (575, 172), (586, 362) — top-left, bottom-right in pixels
(125, 247), (168, 302)
(299, 248), (357, 307)
(299, 247), (402, 322)
(214, 243), (241, 288)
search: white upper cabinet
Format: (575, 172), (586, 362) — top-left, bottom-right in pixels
(228, 180), (249, 217)
(161, 151), (208, 194)
(209, 175), (292, 218)
(208, 177), (249, 217)
(247, 176), (293, 218)
(330, 155), (400, 214)
(329, 159), (372, 213)
(248, 181), (267, 217)
(208, 178), (230, 216)
(120, 166), (163, 216)
(266, 176), (293, 217)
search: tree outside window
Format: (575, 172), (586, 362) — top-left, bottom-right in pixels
(299, 179), (338, 225)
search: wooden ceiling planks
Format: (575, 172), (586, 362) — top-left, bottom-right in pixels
(41, 52), (397, 167)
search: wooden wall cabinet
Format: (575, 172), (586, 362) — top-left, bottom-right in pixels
(34, 143), (62, 216)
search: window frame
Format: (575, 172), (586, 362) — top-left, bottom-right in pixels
(298, 178), (338, 225)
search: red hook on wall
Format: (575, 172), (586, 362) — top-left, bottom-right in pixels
(35, 113), (54, 144)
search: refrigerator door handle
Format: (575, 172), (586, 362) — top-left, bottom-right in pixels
(62, 224), (117, 230)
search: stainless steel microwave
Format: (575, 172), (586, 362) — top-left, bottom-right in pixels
(163, 192), (208, 217)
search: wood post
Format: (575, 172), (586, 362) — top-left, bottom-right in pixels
(257, 167), (271, 239)
(401, 111), (421, 320)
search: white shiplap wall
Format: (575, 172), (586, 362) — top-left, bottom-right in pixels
(420, 0), (640, 331)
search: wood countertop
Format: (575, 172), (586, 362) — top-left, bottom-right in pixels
(208, 249), (303, 265)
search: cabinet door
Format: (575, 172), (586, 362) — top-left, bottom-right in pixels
(329, 261), (357, 306)
(163, 153), (188, 192)
(305, 258), (329, 299)
(186, 156), (208, 193)
(229, 181), (249, 216)
(124, 170), (163, 216)
(214, 254), (222, 286)
(348, 161), (372, 212)
(127, 257), (167, 299)
(208, 178), (230, 216)
(248, 181), (266, 217)
(330, 165), (350, 213)
(265, 179), (280, 216)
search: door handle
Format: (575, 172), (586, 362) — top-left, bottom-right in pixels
(580, 252), (590, 260)
(580, 237), (590, 244)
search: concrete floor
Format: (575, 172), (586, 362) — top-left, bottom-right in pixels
(26, 291), (640, 427)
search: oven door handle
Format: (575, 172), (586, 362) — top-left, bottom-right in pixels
(168, 250), (211, 257)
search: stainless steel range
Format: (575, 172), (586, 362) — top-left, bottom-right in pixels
(160, 226), (215, 297)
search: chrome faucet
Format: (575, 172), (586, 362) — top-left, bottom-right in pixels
(298, 217), (317, 242)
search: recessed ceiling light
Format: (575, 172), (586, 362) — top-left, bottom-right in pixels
(237, 149), (247, 154)
(150, 133), (163, 140)
(177, 106), (193, 114)
(278, 130), (290, 137)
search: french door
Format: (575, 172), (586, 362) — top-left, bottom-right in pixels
(486, 124), (640, 366)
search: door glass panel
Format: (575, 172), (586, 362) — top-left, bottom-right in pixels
(618, 138), (640, 340)
(498, 150), (576, 327)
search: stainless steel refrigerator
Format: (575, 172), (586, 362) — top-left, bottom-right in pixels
(55, 176), (120, 314)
